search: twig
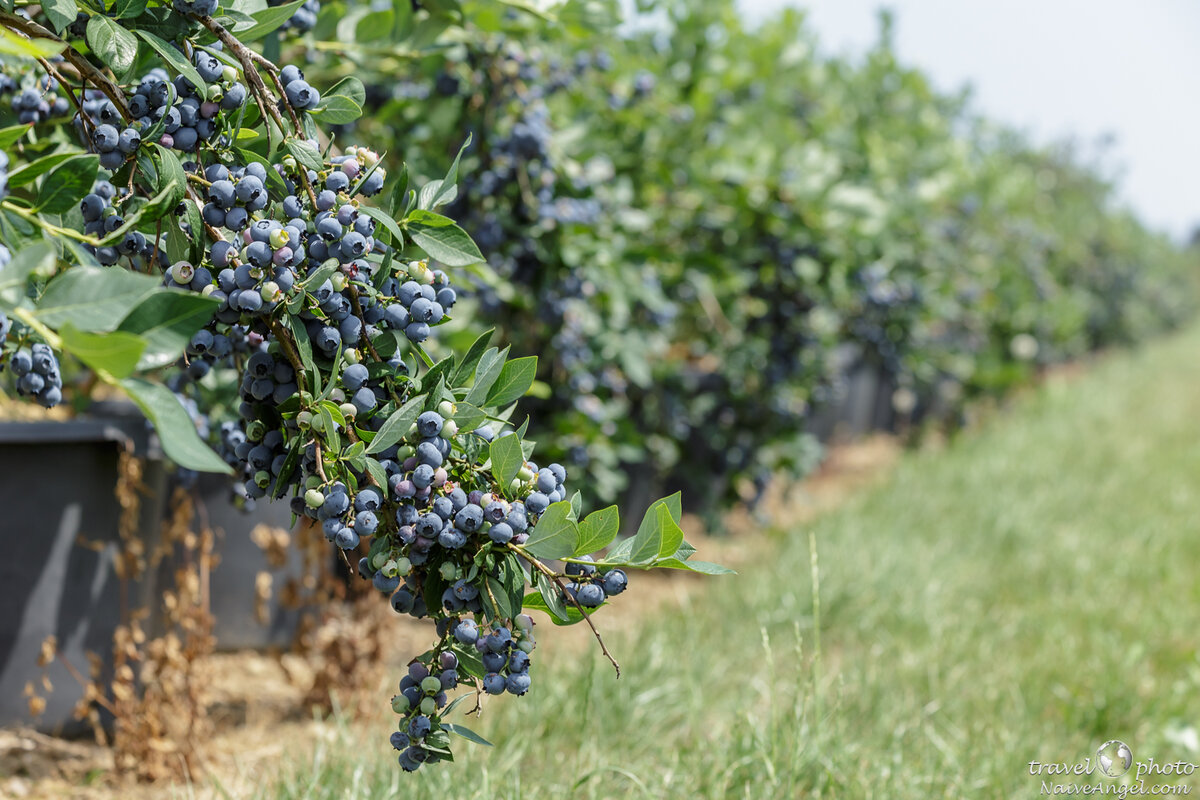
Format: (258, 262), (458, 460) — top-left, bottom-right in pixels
(0, 11), (131, 120)
(508, 544), (620, 676)
(35, 56), (93, 139)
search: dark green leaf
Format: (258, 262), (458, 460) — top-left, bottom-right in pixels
(465, 345), (508, 406)
(417, 134), (471, 211)
(35, 155), (97, 215)
(86, 16), (137, 75)
(365, 394), (424, 454)
(41, 0), (77, 34)
(0, 123), (31, 149)
(6, 151), (83, 188)
(359, 205), (405, 246)
(233, 0), (310, 42)
(451, 327), (493, 386)
(523, 501), (577, 560)
(488, 431), (524, 488)
(650, 558), (736, 575)
(284, 138), (325, 172)
(0, 241), (55, 307)
(485, 356), (537, 408)
(406, 209), (484, 266)
(135, 30), (207, 96)
(442, 724), (493, 747)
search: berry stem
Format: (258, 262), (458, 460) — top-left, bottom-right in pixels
(506, 543), (620, 677)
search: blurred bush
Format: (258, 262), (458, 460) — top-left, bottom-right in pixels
(289, 0), (1198, 521)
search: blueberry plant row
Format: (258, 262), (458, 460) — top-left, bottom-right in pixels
(276, 0), (1199, 519)
(0, 0), (727, 771)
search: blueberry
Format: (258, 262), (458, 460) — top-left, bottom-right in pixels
(576, 583), (606, 608)
(505, 672), (532, 696)
(482, 673), (506, 695)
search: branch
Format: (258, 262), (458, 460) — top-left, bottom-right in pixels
(508, 544), (620, 676)
(0, 11), (131, 121)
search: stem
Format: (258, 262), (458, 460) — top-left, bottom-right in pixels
(0, 11), (131, 121)
(508, 544), (620, 676)
(269, 319), (308, 395)
(35, 56), (93, 139)
(2, 200), (99, 244)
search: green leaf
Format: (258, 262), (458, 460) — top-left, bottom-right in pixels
(86, 16), (137, 76)
(359, 205), (405, 247)
(452, 402), (486, 432)
(0, 123), (31, 149)
(148, 144), (188, 217)
(405, 210), (484, 266)
(115, 291), (219, 370)
(41, 0), (77, 34)
(233, 0), (309, 42)
(523, 501), (577, 560)
(442, 724), (493, 747)
(135, 30), (207, 96)
(59, 324), (145, 379)
(651, 558), (736, 575)
(420, 355), (455, 395)
(312, 76), (365, 124)
(627, 503), (683, 565)
(0, 241), (55, 307)
(286, 315), (318, 393)
(363, 457), (388, 490)
(574, 506), (619, 557)
(488, 432), (524, 488)
(7, 151), (84, 188)
(34, 267), (161, 333)
(451, 328), (493, 386)
(638, 492), (682, 538)
(465, 345), (508, 406)
(109, 0), (149, 18)
(284, 138), (325, 172)
(417, 134), (471, 211)
(36, 155), (98, 215)
(120, 378), (231, 473)
(365, 394), (424, 454)
(0, 28), (66, 59)
(524, 584), (580, 625)
(486, 356), (537, 408)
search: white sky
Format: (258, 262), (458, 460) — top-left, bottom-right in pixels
(739, 0), (1200, 240)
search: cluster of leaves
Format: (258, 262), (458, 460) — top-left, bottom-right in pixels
(0, 0), (725, 771)
(280, 0), (1199, 520)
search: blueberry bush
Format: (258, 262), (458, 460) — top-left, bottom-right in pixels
(278, 0), (1197, 522)
(0, 0), (727, 771)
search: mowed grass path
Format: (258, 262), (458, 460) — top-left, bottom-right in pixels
(261, 327), (1200, 800)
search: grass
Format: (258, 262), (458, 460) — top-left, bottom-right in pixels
(252, 327), (1200, 799)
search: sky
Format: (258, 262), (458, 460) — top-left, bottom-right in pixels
(739, 0), (1200, 240)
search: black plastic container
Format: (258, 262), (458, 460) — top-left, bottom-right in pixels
(0, 417), (166, 734)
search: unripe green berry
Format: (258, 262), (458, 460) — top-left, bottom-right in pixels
(340, 402), (357, 419)
(372, 551), (389, 570)
(254, 470), (271, 489)
(398, 445), (415, 460)
(305, 489), (325, 508)
(438, 400), (456, 417)
(442, 420), (458, 438)
(329, 388), (346, 403)
(330, 273), (347, 292)
(391, 694), (409, 714)
(518, 466), (534, 481)
(509, 478), (523, 494)
(420, 697), (436, 715)
(420, 676), (441, 695)
(246, 420), (266, 441)
(343, 348), (361, 364)
(297, 410), (313, 429)
(171, 261), (194, 284)
(438, 562), (457, 581)
(269, 229), (289, 249)
(382, 559), (399, 578)
(222, 65), (237, 83)
(518, 639), (535, 653)
(395, 557), (412, 576)
(305, 474), (321, 490)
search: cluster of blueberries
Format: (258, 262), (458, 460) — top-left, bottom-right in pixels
(275, 0), (321, 36)
(8, 344), (64, 408)
(80, 180), (173, 270)
(564, 555), (627, 609)
(3, 74), (70, 125)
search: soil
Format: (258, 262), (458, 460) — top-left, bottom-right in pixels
(0, 436), (900, 800)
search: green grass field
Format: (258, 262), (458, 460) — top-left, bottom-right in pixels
(256, 328), (1200, 799)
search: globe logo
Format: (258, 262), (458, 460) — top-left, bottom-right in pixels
(1097, 740), (1134, 778)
